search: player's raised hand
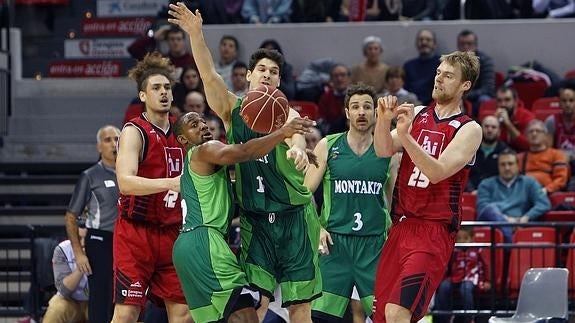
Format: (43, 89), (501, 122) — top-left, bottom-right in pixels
(167, 2), (202, 35)
(395, 103), (415, 136)
(318, 227), (334, 256)
(280, 117), (316, 138)
(377, 95), (398, 122)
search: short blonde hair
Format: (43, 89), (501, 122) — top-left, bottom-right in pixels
(440, 51), (480, 92)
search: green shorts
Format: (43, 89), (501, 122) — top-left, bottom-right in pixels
(172, 227), (248, 322)
(311, 233), (385, 318)
(240, 203), (322, 306)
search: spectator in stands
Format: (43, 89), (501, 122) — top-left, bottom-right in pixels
(215, 35), (239, 88)
(466, 115), (509, 193)
(495, 86), (536, 152)
(231, 61), (249, 96)
(128, 25), (195, 80)
(64, 125), (120, 323)
(205, 115), (226, 143)
(457, 30), (495, 117)
(291, 0), (329, 22)
(518, 119), (569, 194)
(318, 63), (351, 134)
(42, 228), (89, 323)
(434, 227), (491, 323)
(182, 90), (209, 116)
(241, 0), (293, 23)
(403, 29), (441, 105)
(260, 39), (296, 100)
(170, 104), (184, 120)
(379, 66), (420, 105)
(350, 35), (389, 94)
(173, 65), (204, 109)
(533, 0), (575, 18)
(400, 0), (438, 20)
(295, 57), (335, 102)
(545, 80), (575, 174)
(477, 149), (551, 242)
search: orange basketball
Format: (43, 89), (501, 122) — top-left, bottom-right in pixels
(240, 85), (289, 134)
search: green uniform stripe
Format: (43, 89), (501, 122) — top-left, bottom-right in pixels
(312, 291), (350, 318)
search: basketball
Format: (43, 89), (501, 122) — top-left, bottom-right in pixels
(240, 85), (290, 134)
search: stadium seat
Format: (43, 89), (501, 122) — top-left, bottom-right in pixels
(549, 191), (575, 209)
(495, 71), (505, 89)
(473, 227), (505, 292)
(532, 97), (561, 120)
(565, 69), (575, 81)
(489, 268), (569, 323)
(461, 206), (476, 221)
(289, 101), (319, 120)
(478, 99), (497, 121)
(461, 192), (477, 209)
(532, 96), (560, 110)
(511, 80), (549, 110)
(508, 227), (557, 297)
(566, 231), (575, 297)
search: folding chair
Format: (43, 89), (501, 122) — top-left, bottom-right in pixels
(489, 268), (568, 322)
(461, 206), (476, 222)
(478, 99), (497, 121)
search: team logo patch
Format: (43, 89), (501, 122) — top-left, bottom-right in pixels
(165, 147), (184, 177)
(416, 129), (445, 158)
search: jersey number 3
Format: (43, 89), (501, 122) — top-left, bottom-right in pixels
(407, 167), (430, 188)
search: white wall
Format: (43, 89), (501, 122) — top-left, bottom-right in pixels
(201, 19), (575, 77)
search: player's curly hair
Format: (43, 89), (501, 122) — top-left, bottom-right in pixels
(344, 82), (377, 110)
(128, 52), (175, 92)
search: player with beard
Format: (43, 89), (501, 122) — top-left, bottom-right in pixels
(466, 115), (509, 192)
(172, 112), (314, 323)
(112, 52), (191, 323)
(305, 83), (392, 322)
(372, 51), (482, 323)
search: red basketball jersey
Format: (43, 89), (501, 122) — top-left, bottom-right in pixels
(392, 106), (475, 230)
(118, 115), (184, 227)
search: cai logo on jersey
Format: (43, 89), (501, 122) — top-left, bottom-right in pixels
(416, 130), (445, 158)
(164, 147), (184, 177)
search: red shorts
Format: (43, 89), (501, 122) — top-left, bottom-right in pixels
(373, 218), (455, 322)
(113, 216), (186, 307)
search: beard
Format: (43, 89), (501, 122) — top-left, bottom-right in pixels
(432, 89), (452, 104)
(483, 136), (498, 145)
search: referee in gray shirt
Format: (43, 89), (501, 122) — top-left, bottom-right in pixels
(65, 125), (120, 323)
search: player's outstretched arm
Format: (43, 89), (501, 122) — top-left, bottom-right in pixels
(398, 108), (482, 184)
(195, 117), (316, 166)
(168, 3), (237, 124)
(304, 137), (328, 193)
(374, 96), (402, 157)
(116, 126), (180, 195)
(285, 108), (310, 171)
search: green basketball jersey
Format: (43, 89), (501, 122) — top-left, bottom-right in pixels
(321, 132), (391, 236)
(226, 99), (311, 213)
(181, 148), (234, 235)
